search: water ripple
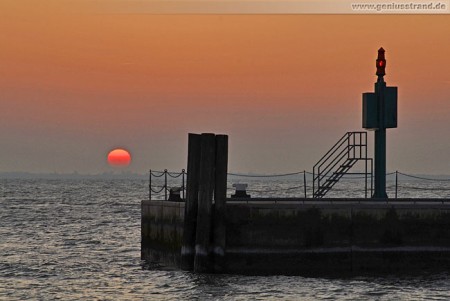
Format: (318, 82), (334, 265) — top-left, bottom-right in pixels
(1, 179), (450, 300)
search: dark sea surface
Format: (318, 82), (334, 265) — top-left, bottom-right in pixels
(1, 178), (450, 300)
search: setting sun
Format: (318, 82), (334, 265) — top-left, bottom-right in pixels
(107, 148), (131, 167)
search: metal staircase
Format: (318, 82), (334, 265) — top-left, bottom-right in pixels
(313, 132), (372, 198)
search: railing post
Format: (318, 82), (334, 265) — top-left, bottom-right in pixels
(347, 132), (351, 159)
(317, 166), (320, 197)
(164, 169), (168, 201)
(313, 168), (315, 198)
(365, 134), (368, 199)
(371, 159), (374, 196)
(395, 170), (398, 199)
(359, 132), (361, 158)
(149, 169), (152, 201)
(352, 132), (356, 159)
(365, 163), (368, 199)
(182, 169), (185, 201)
(303, 170), (307, 198)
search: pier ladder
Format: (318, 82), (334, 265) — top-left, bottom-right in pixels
(313, 132), (372, 198)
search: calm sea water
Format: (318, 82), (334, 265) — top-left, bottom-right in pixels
(1, 178), (450, 300)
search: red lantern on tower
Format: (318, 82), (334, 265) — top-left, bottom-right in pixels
(376, 47), (386, 77)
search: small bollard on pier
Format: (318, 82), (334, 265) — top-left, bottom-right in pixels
(168, 187), (182, 202)
(231, 183), (251, 198)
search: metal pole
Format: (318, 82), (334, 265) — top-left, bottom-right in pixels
(359, 132), (362, 158)
(395, 170), (398, 199)
(149, 169), (152, 201)
(371, 159), (374, 196)
(313, 169), (315, 198)
(182, 169), (185, 201)
(373, 76), (388, 198)
(347, 132), (351, 159)
(303, 170), (307, 198)
(164, 169), (168, 201)
(365, 134), (368, 199)
(364, 162), (368, 198)
(317, 166), (320, 198)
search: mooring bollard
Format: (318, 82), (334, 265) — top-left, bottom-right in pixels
(231, 183), (250, 198)
(168, 187), (182, 202)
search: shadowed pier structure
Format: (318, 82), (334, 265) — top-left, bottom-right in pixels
(142, 197), (450, 275)
(141, 131), (450, 275)
(141, 49), (450, 275)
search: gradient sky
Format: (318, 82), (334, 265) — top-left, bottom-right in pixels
(1, 1), (450, 175)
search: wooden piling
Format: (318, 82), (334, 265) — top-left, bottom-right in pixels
(194, 133), (216, 273)
(213, 135), (228, 272)
(181, 133), (201, 271)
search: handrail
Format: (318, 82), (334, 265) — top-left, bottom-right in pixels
(148, 167), (450, 200)
(314, 131), (367, 172)
(313, 132), (371, 198)
(317, 145), (354, 183)
(314, 132), (349, 171)
(313, 133), (351, 196)
(316, 145), (350, 181)
(149, 169), (186, 201)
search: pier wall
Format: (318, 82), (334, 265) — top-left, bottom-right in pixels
(141, 198), (450, 275)
(141, 200), (184, 267)
(224, 199), (450, 275)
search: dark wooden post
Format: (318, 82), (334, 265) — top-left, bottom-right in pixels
(194, 133), (216, 273)
(181, 133), (201, 271)
(213, 134), (228, 273)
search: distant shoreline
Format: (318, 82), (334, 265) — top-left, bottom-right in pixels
(0, 172), (148, 180)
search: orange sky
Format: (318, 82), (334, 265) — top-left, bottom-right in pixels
(1, 1), (450, 174)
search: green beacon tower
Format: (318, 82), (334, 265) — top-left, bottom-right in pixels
(362, 48), (398, 198)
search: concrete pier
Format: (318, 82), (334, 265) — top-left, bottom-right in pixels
(141, 200), (184, 267)
(142, 198), (450, 275)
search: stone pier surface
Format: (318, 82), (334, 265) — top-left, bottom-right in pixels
(142, 198), (450, 275)
(141, 200), (184, 267)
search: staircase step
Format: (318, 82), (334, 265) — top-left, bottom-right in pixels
(329, 172), (346, 179)
(333, 171), (346, 175)
(313, 132), (371, 198)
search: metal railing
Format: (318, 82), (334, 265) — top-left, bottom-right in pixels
(313, 132), (372, 198)
(149, 169), (186, 201)
(148, 168), (450, 201)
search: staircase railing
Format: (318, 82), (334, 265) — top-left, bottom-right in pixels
(313, 132), (372, 198)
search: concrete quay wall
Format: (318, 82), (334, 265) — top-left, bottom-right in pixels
(142, 198), (450, 275)
(141, 200), (184, 267)
(224, 198), (450, 275)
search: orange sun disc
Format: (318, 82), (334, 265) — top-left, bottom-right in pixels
(107, 148), (131, 166)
